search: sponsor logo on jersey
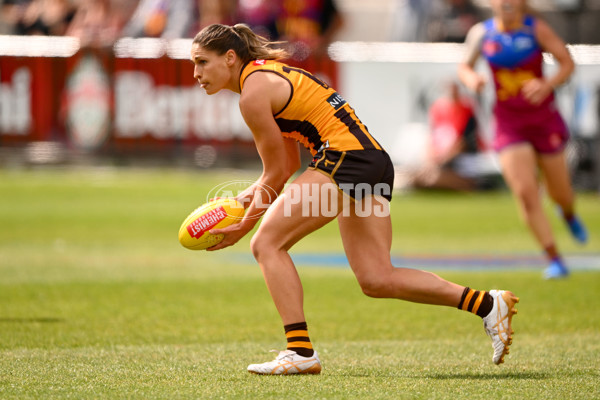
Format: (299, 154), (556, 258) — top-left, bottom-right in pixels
(326, 92), (346, 110)
(253, 59), (266, 66)
(482, 40), (501, 56)
(514, 36), (534, 51)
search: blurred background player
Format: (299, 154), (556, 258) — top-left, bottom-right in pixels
(408, 80), (486, 191)
(458, 0), (588, 279)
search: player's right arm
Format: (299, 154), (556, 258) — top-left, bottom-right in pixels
(238, 71), (300, 215)
(234, 136), (300, 210)
(458, 23), (487, 93)
(208, 71), (299, 250)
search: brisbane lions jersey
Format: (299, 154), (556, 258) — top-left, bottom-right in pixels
(480, 15), (555, 113)
(239, 59), (383, 155)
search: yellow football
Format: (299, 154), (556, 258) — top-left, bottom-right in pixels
(178, 198), (245, 250)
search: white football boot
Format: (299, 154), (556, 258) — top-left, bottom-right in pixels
(483, 290), (519, 365)
(247, 350), (322, 375)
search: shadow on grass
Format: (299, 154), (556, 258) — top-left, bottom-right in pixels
(425, 371), (550, 380)
(341, 370), (550, 380)
(0, 317), (64, 323)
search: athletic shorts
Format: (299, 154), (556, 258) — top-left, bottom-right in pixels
(493, 107), (569, 154)
(308, 149), (395, 201)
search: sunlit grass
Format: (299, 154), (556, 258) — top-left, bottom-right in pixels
(0, 168), (598, 399)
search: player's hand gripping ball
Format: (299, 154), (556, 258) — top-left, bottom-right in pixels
(178, 198), (245, 250)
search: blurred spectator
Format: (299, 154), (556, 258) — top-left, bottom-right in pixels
(0, 0), (29, 34)
(121, 0), (193, 39)
(427, 0), (483, 42)
(65, 0), (134, 47)
(10, 0), (75, 36)
(389, 0), (433, 42)
(406, 81), (486, 191)
(276, 0), (343, 61)
(196, 0), (236, 29)
(236, 0), (279, 40)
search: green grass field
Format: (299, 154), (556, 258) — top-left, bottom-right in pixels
(0, 167), (599, 399)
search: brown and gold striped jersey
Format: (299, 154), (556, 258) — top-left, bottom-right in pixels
(239, 60), (382, 156)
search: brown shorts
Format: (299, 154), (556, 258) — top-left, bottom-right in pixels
(308, 149), (394, 201)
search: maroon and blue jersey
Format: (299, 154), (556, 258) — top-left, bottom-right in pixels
(480, 15), (553, 112)
(480, 16), (569, 153)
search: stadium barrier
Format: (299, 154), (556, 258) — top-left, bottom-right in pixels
(0, 36), (264, 168)
(0, 36), (598, 189)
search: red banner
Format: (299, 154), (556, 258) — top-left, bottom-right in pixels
(0, 36), (339, 164)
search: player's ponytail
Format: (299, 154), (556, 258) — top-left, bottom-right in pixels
(193, 24), (288, 63)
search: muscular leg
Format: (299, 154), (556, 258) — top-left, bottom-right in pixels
(250, 170), (341, 325)
(498, 144), (555, 248)
(337, 194), (463, 306)
(538, 150), (575, 214)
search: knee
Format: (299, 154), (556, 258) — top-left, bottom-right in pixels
(357, 275), (392, 298)
(250, 231), (283, 262)
(250, 232), (267, 261)
(513, 185), (540, 213)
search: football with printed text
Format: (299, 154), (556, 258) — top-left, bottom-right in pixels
(178, 198), (245, 250)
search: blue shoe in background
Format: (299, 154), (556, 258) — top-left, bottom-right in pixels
(543, 259), (570, 280)
(566, 215), (588, 244)
(557, 206), (588, 244)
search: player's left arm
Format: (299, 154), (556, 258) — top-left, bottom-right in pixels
(522, 19), (575, 105)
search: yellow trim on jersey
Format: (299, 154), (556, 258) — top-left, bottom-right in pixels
(239, 60), (382, 155)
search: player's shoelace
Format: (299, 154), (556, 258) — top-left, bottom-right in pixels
(485, 291), (518, 365)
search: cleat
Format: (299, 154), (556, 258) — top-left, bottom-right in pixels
(247, 350), (322, 375)
(544, 259), (569, 280)
(483, 290), (519, 365)
(557, 207), (588, 244)
(566, 215), (588, 244)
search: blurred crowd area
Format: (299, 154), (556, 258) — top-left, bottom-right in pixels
(0, 0), (344, 59)
(1, 0), (600, 56)
(1, 0), (599, 191)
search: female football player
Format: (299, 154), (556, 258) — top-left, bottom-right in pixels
(191, 23), (518, 374)
(458, 0), (588, 279)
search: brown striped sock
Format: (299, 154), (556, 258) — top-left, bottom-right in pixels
(284, 322), (314, 357)
(457, 287), (494, 318)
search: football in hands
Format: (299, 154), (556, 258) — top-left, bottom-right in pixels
(178, 198), (245, 250)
